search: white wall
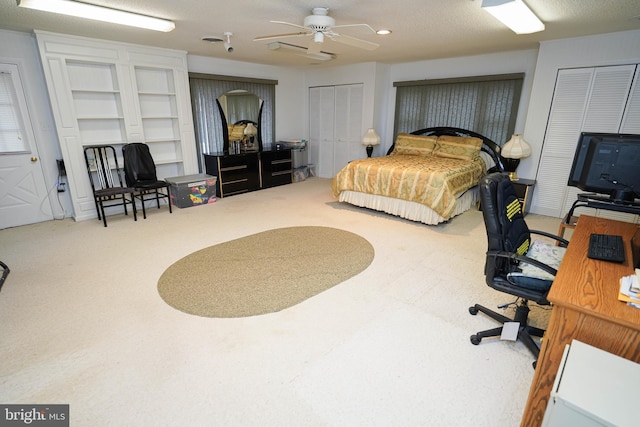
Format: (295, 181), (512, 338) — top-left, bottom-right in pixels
(0, 29), (72, 219)
(187, 55), (306, 142)
(523, 30), (640, 209)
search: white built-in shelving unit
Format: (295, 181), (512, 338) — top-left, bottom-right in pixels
(36, 31), (197, 221)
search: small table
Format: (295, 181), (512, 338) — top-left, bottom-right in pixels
(477, 178), (535, 216)
(511, 178), (535, 216)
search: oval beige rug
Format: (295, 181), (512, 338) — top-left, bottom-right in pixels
(157, 226), (374, 317)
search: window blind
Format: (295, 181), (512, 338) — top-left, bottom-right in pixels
(393, 73), (524, 145)
(0, 68), (29, 154)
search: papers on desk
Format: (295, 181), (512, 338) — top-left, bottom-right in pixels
(619, 268), (640, 308)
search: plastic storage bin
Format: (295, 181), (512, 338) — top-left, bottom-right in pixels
(165, 174), (217, 208)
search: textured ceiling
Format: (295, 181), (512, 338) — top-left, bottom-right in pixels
(1, 0), (639, 68)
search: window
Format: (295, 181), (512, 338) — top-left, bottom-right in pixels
(393, 73), (524, 145)
(0, 64), (30, 154)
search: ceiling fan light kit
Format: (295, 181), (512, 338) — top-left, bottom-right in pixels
(17, 0), (175, 32)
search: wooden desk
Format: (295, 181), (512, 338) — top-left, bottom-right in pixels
(521, 215), (640, 427)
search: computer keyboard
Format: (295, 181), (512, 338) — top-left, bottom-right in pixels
(588, 233), (625, 263)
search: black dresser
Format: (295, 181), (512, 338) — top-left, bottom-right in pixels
(204, 148), (292, 198)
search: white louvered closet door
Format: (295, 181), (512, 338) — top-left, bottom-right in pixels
(621, 70), (640, 134)
(333, 84), (364, 176)
(309, 86), (335, 178)
(533, 64), (638, 219)
(309, 84), (364, 178)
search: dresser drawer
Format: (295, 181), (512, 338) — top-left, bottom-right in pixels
(261, 149), (292, 188)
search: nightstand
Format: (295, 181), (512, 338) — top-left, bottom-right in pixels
(477, 178), (536, 216)
(512, 178), (536, 216)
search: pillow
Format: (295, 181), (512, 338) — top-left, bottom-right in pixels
(478, 150), (495, 170)
(433, 135), (483, 161)
(507, 239), (567, 291)
(392, 133), (437, 156)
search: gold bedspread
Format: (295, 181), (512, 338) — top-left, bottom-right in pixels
(331, 154), (486, 219)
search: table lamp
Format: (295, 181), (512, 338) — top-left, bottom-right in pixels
(244, 122), (257, 138)
(501, 134), (531, 180)
(361, 128), (381, 157)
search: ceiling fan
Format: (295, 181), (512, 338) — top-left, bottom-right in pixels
(253, 7), (380, 55)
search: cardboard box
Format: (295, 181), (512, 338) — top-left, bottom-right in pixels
(165, 174), (217, 208)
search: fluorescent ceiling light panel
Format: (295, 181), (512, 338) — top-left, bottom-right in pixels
(17, 0), (175, 32)
(481, 0), (545, 34)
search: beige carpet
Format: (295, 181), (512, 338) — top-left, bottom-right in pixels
(157, 226), (375, 317)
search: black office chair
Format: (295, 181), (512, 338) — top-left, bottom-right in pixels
(122, 143), (172, 219)
(0, 261), (9, 293)
(84, 145), (138, 227)
(470, 173), (569, 362)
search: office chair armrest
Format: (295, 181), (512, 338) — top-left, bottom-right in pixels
(0, 260), (9, 290)
(488, 250), (558, 278)
(530, 229), (569, 248)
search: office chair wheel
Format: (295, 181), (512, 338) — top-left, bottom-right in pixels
(470, 335), (481, 345)
(469, 306), (479, 315)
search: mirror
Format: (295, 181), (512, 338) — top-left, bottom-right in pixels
(217, 90), (263, 154)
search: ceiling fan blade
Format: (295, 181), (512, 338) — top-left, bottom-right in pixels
(332, 23), (376, 34)
(332, 34), (379, 51)
(253, 32), (311, 42)
(307, 39), (322, 55)
(270, 20), (311, 31)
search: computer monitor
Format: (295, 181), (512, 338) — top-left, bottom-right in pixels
(568, 133), (640, 203)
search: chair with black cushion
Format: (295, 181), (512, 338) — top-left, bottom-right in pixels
(469, 172), (569, 362)
(84, 145), (137, 227)
(122, 143), (172, 219)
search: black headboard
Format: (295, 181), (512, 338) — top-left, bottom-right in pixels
(386, 127), (506, 173)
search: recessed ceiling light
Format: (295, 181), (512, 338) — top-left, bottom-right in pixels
(376, 29), (392, 35)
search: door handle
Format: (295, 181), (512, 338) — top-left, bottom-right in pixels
(30, 156), (38, 162)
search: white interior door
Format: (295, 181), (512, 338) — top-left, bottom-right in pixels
(0, 62), (53, 229)
(333, 84), (364, 175)
(309, 86), (335, 178)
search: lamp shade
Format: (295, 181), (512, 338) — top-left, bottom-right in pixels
(361, 128), (381, 146)
(501, 134), (531, 159)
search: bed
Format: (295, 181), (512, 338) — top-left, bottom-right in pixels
(331, 127), (505, 225)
